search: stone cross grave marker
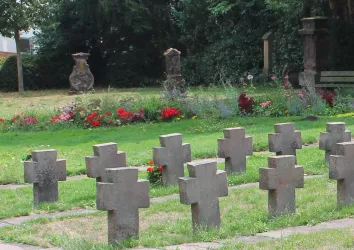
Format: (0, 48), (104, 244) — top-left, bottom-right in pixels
(86, 142), (126, 182)
(153, 133), (191, 185)
(178, 160), (228, 231)
(259, 155), (304, 217)
(218, 127), (253, 174)
(329, 142), (354, 206)
(97, 168), (150, 243)
(320, 122), (351, 163)
(24, 150), (66, 206)
(269, 123), (302, 161)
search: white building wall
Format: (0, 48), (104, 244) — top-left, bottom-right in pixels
(0, 30), (35, 53)
(0, 36), (17, 53)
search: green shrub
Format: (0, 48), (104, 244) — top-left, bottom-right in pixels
(0, 55), (18, 91)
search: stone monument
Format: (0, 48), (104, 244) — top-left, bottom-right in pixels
(69, 52), (94, 94)
(153, 133), (191, 185)
(24, 150), (66, 206)
(320, 122), (351, 163)
(259, 155), (304, 217)
(218, 128), (253, 174)
(97, 168), (150, 243)
(162, 48), (187, 95)
(178, 160), (228, 231)
(298, 17), (331, 88)
(329, 142), (354, 206)
(85, 142), (126, 182)
(269, 123), (302, 161)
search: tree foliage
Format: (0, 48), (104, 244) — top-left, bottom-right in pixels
(7, 0), (354, 89)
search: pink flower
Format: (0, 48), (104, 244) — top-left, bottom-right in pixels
(283, 80), (289, 89)
(247, 74), (254, 80)
(284, 74), (289, 79)
(271, 76), (277, 81)
(298, 92), (304, 98)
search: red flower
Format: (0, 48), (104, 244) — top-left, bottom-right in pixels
(161, 107), (181, 120)
(117, 108), (132, 121)
(147, 160), (153, 166)
(90, 120), (101, 127)
(238, 93), (254, 114)
(147, 167), (154, 173)
(0, 118), (4, 122)
(158, 166), (163, 172)
(105, 111), (112, 116)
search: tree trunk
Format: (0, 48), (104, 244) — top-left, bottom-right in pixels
(14, 29), (24, 94)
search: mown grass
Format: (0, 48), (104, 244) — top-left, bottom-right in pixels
(0, 147), (325, 219)
(1, 177), (354, 249)
(222, 228), (354, 249)
(0, 114), (348, 184)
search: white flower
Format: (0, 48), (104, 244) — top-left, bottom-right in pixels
(247, 74), (254, 80)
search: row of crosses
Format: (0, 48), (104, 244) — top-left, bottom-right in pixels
(23, 122), (353, 244)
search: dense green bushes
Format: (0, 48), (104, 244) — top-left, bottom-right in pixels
(1, 0), (353, 90)
(0, 55), (17, 91)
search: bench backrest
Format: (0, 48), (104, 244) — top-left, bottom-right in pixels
(317, 71), (354, 87)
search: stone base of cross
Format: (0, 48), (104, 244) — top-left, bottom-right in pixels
(320, 122), (351, 163)
(178, 160), (228, 231)
(97, 168), (150, 243)
(24, 150), (66, 206)
(259, 155), (304, 217)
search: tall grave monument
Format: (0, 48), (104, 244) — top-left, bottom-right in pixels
(162, 48), (187, 95)
(69, 52), (94, 94)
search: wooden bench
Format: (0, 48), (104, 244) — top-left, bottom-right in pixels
(316, 71), (354, 88)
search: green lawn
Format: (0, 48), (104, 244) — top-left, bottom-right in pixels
(0, 147), (326, 219)
(1, 177), (353, 249)
(0, 115), (347, 184)
(222, 228), (354, 249)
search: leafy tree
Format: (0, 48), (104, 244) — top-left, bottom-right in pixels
(0, 0), (43, 93)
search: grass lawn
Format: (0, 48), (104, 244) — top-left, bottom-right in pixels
(1, 177), (353, 249)
(0, 147), (325, 219)
(0, 115), (348, 184)
(222, 228), (354, 249)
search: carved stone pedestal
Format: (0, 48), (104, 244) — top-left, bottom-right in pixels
(69, 52), (94, 95)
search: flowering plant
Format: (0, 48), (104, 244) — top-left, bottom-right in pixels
(117, 108), (133, 121)
(146, 160), (164, 185)
(161, 107), (181, 120)
(238, 93), (254, 114)
(84, 110), (115, 127)
(10, 113), (38, 127)
(50, 113), (74, 123)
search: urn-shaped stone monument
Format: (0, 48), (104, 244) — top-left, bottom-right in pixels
(69, 52), (94, 94)
(163, 48), (187, 95)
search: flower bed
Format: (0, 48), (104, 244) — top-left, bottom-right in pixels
(0, 76), (352, 132)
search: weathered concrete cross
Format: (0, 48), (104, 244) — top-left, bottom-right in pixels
(24, 150), (66, 206)
(259, 155), (304, 217)
(97, 168), (150, 243)
(320, 122), (351, 163)
(85, 142), (126, 182)
(153, 133), (191, 185)
(218, 128), (253, 174)
(178, 161), (228, 231)
(269, 123), (302, 160)
(329, 142), (354, 206)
